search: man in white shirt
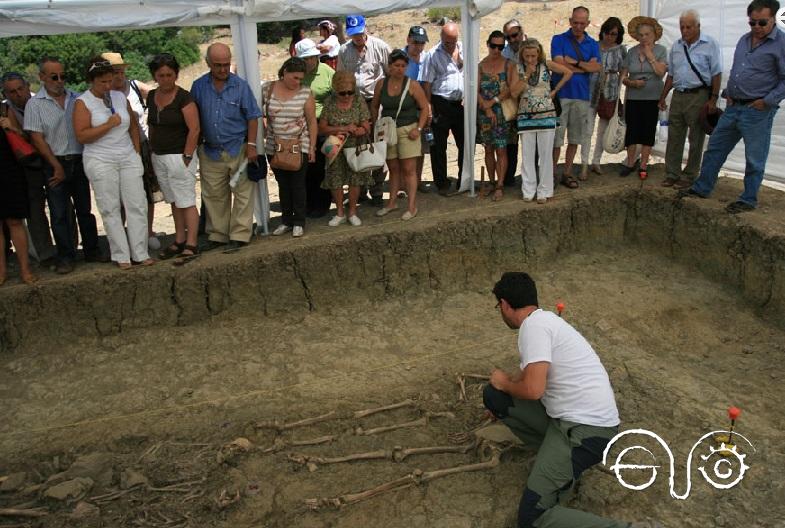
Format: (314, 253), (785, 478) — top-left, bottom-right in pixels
(486, 272), (660, 528)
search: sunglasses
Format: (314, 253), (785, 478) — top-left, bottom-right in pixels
(488, 43), (505, 50)
(49, 74), (66, 81)
(506, 31), (521, 40)
(337, 90), (354, 96)
(748, 18), (770, 26)
(88, 60), (112, 72)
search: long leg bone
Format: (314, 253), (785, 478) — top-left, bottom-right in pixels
(261, 435), (335, 454)
(255, 411), (338, 432)
(289, 440), (477, 470)
(355, 417), (426, 436)
(392, 440), (477, 462)
(0, 508), (49, 518)
(304, 446), (501, 510)
(353, 399), (415, 418)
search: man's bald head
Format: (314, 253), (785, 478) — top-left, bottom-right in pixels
(206, 43), (232, 81)
(442, 22), (460, 39)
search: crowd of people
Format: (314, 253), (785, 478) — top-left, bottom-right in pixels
(1, 0), (783, 285)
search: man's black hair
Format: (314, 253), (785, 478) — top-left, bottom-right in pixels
(492, 272), (538, 309)
(747, 0), (780, 16)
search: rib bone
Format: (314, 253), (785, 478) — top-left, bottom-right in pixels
(353, 399), (415, 418)
(255, 411), (337, 431)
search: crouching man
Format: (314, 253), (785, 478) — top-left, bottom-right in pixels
(485, 272), (659, 528)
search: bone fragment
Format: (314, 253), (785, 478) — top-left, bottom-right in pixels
(457, 375), (467, 401)
(256, 411), (337, 431)
(355, 417), (427, 436)
(353, 399), (415, 419)
(216, 489), (241, 510)
(0, 508), (49, 518)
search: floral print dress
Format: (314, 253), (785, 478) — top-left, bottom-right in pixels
(320, 94), (375, 190)
(478, 65), (510, 148)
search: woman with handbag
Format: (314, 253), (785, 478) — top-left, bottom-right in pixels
(371, 50), (429, 220)
(581, 17), (627, 179)
(619, 17), (668, 180)
(318, 71), (373, 226)
(73, 57), (153, 270)
(146, 53), (201, 260)
(265, 57), (318, 238)
(477, 31), (518, 201)
(511, 39), (572, 203)
(0, 125), (37, 285)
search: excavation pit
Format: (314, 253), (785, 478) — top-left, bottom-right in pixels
(0, 171), (784, 527)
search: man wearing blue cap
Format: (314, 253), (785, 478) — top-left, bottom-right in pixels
(338, 14), (391, 206)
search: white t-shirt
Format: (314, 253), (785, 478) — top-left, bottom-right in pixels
(518, 309), (620, 427)
(78, 90), (136, 162)
(320, 35), (340, 58)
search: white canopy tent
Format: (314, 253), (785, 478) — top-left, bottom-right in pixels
(644, 0), (785, 184)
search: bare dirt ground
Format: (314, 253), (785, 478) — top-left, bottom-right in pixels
(2, 2), (785, 527)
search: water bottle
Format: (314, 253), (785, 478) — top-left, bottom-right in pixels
(423, 127), (435, 145)
(658, 109), (669, 143)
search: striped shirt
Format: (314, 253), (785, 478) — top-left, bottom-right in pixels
(421, 41), (464, 101)
(23, 88), (83, 156)
(263, 84), (312, 155)
(337, 35), (391, 100)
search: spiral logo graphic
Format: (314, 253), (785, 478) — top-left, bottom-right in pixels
(602, 429), (754, 499)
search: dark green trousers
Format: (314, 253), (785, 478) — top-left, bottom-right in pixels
(483, 385), (628, 528)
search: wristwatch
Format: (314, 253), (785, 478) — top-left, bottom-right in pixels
(183, 154), (193, 161)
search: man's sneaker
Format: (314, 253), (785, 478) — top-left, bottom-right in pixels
(328, 215), (346, 227)
(292, 226), (304, 238)
(726, 200), (755, 214)
(348, 215), (362, 226)
(272, 224), (291, 236)
(677, 188), (706, 199)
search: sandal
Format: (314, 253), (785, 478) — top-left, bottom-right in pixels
(561, 176), (579, 189)
(20, 272), (38, 285)
(178, 244), (199, 258)
(492, 187), (503, 201)
(159, 241), (185, 260)
(661, 177), (678, 187)
(638, 167), (648, 180)
(118, 262), (132, 270)
(140, 258), (156, 266)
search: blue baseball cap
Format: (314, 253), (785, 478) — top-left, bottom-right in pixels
(346, 15), (366, 36)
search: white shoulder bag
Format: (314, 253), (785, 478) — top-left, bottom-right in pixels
(373, 78), (410, 146)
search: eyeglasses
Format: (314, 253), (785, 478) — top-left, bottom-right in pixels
(506, 31), (521, 40)
(488, 43), (505, 50)
(748, 18), (770, 26)
(49, 74), (66, 81)
(88, 60), (112, 72)
(337, 90), (354, 96)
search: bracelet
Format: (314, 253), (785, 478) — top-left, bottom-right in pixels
(247, 142), (257, 148)
(493, 96), (500, 103)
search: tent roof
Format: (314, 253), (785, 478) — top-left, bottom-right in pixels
(0, 0), (501, 37)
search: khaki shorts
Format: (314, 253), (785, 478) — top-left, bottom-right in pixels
(386, 123), (423, 160)
(554, 98), (590, 148)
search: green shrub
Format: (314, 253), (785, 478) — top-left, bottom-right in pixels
(426, 7), (461, 22)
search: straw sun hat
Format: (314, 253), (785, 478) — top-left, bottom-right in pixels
(627, 16), (663, 41)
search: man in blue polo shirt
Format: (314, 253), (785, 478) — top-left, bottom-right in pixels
(550, 6), (601, 189)
(191, 43), (262, 251)
(681, 0), (785, 213)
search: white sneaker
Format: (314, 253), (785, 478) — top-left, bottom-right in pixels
(272, 224), (291, 236)
(375, 206), (397, 217)
(328, 215), (346, 227)
(348, 215), (362, 226)
(401, 209), (417, 221)
(292, 226), (304, 238)
(148, 235), (161, 251)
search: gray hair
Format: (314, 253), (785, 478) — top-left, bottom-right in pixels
(680, 9), (700, 23)
(38, 55), (61, 73)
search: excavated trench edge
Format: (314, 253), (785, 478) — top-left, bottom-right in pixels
(1, 187), (783, 353)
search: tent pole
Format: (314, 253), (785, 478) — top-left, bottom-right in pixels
(229, 6), (269, 235)
(460, 1), (478, 196)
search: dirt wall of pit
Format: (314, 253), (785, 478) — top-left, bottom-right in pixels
(1, 188), (783, 353)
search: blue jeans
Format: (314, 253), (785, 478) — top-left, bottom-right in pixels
(44, 156), (99, 262)
(691, 104), (777, 207)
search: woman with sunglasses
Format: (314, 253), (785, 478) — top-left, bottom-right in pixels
(478, 30), (517, 201)
(581, 17), (627, 179)
(73, 57), (153, 269)
(371, 49), (429, 220)
(318, 71), (372, 226)
(146, 53), (201, 260)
